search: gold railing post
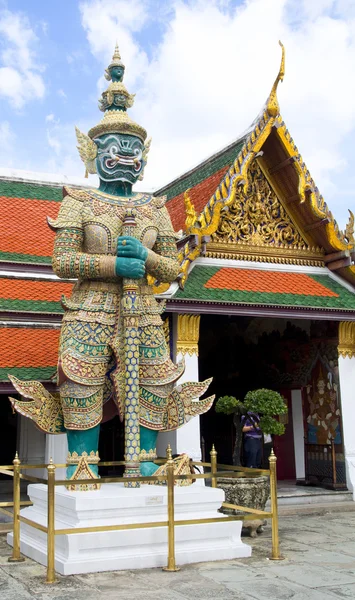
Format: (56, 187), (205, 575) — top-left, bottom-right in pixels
(269, 449), (284, 560)
(331, 438), (337, 486)
(210, 445), (217, 488)
(163, 445), (179, 572)
(8, 452), (25, 563)
(46, 458), (56, 584)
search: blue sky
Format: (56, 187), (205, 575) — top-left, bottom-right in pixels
(0, 0), (354, 233)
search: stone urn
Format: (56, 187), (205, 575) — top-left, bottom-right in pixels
(217, 475), (270, 537)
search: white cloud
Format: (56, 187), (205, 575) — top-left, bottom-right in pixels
(79, 0), (150, 87)
(0, 8), (45, 108)
(0, 120), (12, 145)
(57, 88), (67, 99)
(73, 0), (355, 231)
(44, 119), (96, 180)
(0, 120), (16, 165)
(45, 113), (60, 125)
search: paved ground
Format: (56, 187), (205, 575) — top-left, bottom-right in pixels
(1, 511), (355, 599)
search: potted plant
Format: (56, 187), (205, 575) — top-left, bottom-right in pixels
(215, 389), (287, 536)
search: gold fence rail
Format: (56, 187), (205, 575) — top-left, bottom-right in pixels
(0, 447), (283, 583)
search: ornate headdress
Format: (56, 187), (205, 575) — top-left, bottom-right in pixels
(75, 44), (150, 177)
(104, 42), (125, 77)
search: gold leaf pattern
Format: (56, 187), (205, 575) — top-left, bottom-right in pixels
(212, 161), (307, 248)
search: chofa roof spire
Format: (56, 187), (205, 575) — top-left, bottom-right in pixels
(266, 41), (285, 117)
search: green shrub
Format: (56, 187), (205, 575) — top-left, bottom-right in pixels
(244, 388), (287, 417)
(216, 389), (288, 436)
(215, 395), (243, 415)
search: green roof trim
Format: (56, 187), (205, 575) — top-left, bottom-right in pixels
(0, 252), (52, 264)
(1, 366), (56, 382)
(0, 299), (64, 314)
(0, 180), (62, 201)
(174, 266), (355, 310)
(159, 137), (246, 201)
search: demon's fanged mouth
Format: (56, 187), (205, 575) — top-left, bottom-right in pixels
(104, 141), (142, 172)
(105, 149), (142, 171)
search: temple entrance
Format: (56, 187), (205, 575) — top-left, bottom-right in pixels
(0, 394), (18, 499)
(0, 394), (17, 469)
(198, 314), (344, 485)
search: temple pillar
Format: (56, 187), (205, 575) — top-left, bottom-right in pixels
(291, 389), (305, 481)
(45, 433), (68, 480)
(337, 322), (355, 497)
(157, 314), (203, 468)
(18, 416), (46, 479)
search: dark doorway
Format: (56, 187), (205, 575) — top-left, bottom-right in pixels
(0, 394), (18, 472)
(198, 314), (338, 479)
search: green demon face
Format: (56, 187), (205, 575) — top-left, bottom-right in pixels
(94, 133), (145, 184)
(110, 65), (124, 82)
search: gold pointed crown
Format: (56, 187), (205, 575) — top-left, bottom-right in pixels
(105, 42), (125, 80)
(88, 43), (147, 142)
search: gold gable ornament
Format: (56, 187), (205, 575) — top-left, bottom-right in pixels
(212, 161), (307, 248)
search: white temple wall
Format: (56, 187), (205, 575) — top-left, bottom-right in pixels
(337, 322), (355, 498)
(157, 314), (203, 482)
(17, 415), (46, 478)
(291, 389), (305, 480)
(45, 434), (68, 480)
(338, 355), (355, 496)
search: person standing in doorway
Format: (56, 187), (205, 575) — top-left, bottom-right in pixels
(242, 412), (263, 468)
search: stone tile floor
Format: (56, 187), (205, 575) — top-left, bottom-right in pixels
(1, 511), (355, 599)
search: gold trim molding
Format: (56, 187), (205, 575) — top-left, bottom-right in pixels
(338, 322), (355, 358)
(176, 314), (200, 356)
(206, 241), (324, 266)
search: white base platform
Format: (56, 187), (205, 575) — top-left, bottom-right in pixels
(7, 483), (251, 575)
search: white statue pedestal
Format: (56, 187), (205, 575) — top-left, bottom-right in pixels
(7, 483), (251, 575)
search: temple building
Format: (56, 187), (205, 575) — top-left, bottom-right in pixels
(0, 47), (355, 495)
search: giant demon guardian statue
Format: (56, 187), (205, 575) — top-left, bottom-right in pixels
(9, 45), (214, 489)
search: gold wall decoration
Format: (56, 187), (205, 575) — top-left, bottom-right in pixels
(176, 314), (200, 356)
(211, 160), (307, 248)
(163, 317), (170, 348)
(338, 322), (355, 358)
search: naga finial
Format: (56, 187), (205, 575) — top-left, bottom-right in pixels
(266, 41), (285, 117)
(184, 189), (197, 233)
(345, 209), (355, 246)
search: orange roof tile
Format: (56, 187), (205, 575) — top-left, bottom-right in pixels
(0, 196), (59, 257)
(1, 278), (73, 302)
(0, 328), (60, 368)
(167, 165), (230, 231)
(204, 268), (339, 297)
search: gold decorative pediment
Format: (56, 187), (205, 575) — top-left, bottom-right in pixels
(208, 160), (325, 265)
(212, 160), (307, 248)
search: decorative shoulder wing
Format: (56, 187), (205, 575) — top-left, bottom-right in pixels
(75, 126), (97, 176)
(47, 189), (85, 231)
(8, 375), (65, 434)
(138, 136), (152, 181)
